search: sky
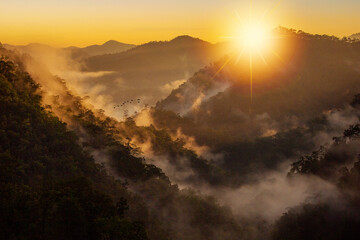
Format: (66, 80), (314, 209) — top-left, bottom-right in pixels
(0, 0), (359, 47)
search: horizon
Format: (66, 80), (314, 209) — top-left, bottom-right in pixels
(1, 0), (360, 47)
(2, 27), (359, 48)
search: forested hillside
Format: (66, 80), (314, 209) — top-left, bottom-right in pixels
(0, 45), (256, 240)
(152, 28), (360, 183)
(0, 55), (149, 240)
(272, 97), (360, 239)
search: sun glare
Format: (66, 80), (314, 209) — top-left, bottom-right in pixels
(216, 2), (282, 115)
(241, 24), (268, 51)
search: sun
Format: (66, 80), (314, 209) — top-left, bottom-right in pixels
(240, 23), (268, 51)
(215, 1), (282, 115)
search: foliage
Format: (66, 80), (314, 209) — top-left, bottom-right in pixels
(273, 96), (360, 240)
(0, 56), (149, 240)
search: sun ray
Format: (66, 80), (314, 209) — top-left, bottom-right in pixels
(214, 55), (234, 77)
(234, 10), (244, 25)
(219, 36), (240, 40)
(249, 0), (254, 110)
(235, 47), (245, 64)
(260, 0), (283, 23)
(250, 0), (253, 18)
(270, 49), (284, 63)
(221, 0), (283, 115)
(256, 48), (268, 65)
(249, 52), (253, 115)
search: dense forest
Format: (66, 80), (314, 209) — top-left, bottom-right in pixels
(273, 96), (360, 240)
(0, 51), (154, 240)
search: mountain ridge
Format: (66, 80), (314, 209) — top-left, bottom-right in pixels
(3, 40), (136, 57)
(350, 32), (360, 40)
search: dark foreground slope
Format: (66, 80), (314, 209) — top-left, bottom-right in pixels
(0, 56), (148, 240)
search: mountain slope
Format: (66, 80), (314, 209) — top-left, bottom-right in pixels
(4, 40), (135, 58)
(350, 32), (360, 40)
(272, 103), (360, 240)
(150, 28), (360, 180)
(68, 40), (136, 56)
(85, 35), (219, 72)
(158, 28), (360, 137)
(3, 37), (232, 109)
(0, 54), (149, 240)
(82, 36), (232, 106)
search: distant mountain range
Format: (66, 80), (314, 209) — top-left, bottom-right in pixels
(3, 40), (136, 58)
(85, 35), (229, 72)
(83, 35), (232, 105)
(3, 42), (58, 54)
(2, 36), (233, 108)
(66, 40), (136, 56)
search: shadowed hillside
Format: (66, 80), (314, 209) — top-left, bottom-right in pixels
(272, 100), (360, 240)
(150, 28), (360, 182)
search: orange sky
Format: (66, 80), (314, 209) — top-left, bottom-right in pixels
(0, 0), (359, 47)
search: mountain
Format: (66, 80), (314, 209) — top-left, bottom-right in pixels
(4, 40), (135, 57)
(159, 28), (360, 132)
(2, 42), (88, 74)
(3, 42), (56, 52)
(350, 32), (360, 40)
(68, 40), (136, 57)
(152, 27), (360, 177)
(2, 40), (136, 88)
(85, 35), (223, 73)
(3, 37), (231, 108)
(83, 35), (232, 106)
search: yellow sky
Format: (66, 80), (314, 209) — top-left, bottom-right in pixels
(0, 0), (359, 47)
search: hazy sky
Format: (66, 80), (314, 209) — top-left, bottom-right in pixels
(1, 0), (359, 47)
